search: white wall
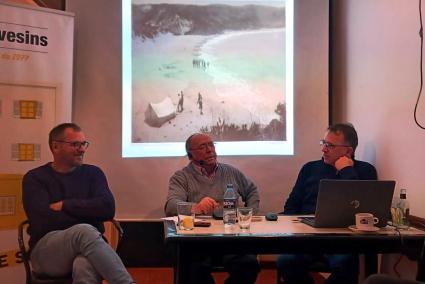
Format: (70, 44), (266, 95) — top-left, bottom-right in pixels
(67, 0), (330, 218)
(332, 1), (425, 278)
(332, 0), (425, 218)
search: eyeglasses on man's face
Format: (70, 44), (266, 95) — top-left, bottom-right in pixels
(319, 139), (350, 150)
(190, 142), (216, 151)
(55, 140), (90, 149)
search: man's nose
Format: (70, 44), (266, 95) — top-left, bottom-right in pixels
(206, 144), (215, 151)
(77, 146), (86, 152)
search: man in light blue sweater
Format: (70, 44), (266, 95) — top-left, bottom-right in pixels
(165, 133), (260, 284)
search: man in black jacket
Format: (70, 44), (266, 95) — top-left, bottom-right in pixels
(278, 123), (377, 284)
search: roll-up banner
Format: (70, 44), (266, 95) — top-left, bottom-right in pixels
(0, 3), (74, 281)
(0, 2), (74, 174)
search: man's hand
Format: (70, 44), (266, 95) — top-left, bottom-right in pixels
(191, 197), (219, 215)
(50, 201), (63, 211)
(335, 156), (354, 171)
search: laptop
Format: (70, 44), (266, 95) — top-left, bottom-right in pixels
(299, 179), (396, 228)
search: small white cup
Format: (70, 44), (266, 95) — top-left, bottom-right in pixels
(355, 213), (379, 230)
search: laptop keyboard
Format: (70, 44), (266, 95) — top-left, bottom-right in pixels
(299, 216), (316, 227)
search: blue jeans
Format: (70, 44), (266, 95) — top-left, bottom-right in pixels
(277, 253), (359, 284)
(31, 224), (134, 284)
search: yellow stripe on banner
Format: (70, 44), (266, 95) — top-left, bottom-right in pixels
(0, 249), (23, 268)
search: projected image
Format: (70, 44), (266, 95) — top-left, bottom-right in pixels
(123, 0), (293, 157)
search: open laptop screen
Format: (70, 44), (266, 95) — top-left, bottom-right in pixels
(301, 180), (395, 228)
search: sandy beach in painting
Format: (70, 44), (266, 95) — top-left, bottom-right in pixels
(132, 28), (286, 142)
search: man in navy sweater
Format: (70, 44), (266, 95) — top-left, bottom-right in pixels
(22, 123), (134, 284)
(278, 123), (377, 284)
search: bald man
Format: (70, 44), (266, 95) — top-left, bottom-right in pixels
(165, 133), (260, 284)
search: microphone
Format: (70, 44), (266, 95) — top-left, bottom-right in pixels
(193, 159), (205, 166)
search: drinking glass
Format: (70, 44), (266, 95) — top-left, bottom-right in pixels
(237, 207), (253, 230)
(177, 202), (195, 230)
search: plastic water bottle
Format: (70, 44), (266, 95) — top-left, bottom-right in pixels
(397, 188), (410, 229)
(391, 188), (410, 229)
(223, 183), (237, 227)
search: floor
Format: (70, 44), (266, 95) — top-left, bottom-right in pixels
(128, 267), (326, 284)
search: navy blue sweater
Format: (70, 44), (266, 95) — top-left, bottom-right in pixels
(22, 163), (115, 249)
(283, 159), (377, 214)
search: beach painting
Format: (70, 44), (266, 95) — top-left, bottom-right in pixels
(123, 0), (293, 157)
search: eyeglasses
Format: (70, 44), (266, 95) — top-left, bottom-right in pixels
(319, 139), (350, 150)
(190, 142), (216, 151)
(54, 140), (90, 149)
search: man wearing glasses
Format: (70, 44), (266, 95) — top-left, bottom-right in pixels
(165, 132), (260, 284)
(277, 123), (377, 284)
(22, 123), (135, 284)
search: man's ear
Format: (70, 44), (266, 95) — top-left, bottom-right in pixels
(50, 141), (60, 153)
(345, 147), (354, 158)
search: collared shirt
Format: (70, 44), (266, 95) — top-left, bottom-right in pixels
(191, 161), (217, 179)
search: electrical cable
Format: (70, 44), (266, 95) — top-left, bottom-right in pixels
(414, 0), (425, 129)
(406, 221), (425, 280)
(393, 254), (403, 278)
(393, 228), (403, 277)
(391, 221), (425, 277)
(419, 238), (425, 279)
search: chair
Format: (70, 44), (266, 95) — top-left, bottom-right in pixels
(18, 219), (124, 284)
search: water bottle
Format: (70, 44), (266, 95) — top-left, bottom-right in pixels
(391, 188), (410, 229)
(397, 188), (410, 229)
(223, 183), (237, 226)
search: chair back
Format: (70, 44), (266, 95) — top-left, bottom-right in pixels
(18, 220), (32, 284)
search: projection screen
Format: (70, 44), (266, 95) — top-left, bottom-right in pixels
(122, 0), (294, 157)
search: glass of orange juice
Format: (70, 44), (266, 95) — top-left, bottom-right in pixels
(177, 202), (195, 230)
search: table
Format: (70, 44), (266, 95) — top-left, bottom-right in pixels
(163, 216), (425, 284)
